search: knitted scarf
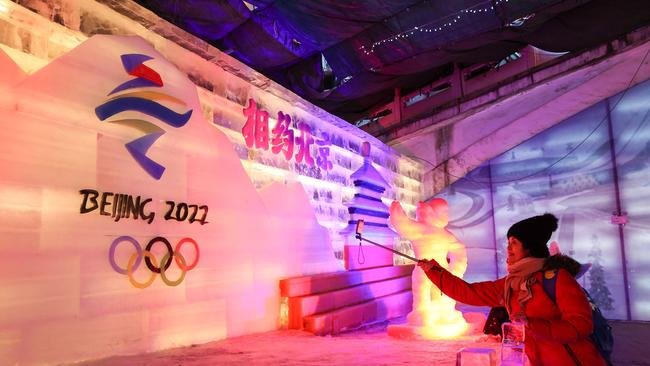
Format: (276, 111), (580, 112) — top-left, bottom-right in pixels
(504, 257), (546, 315)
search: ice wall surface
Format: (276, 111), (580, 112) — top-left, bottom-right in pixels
(0, 35), (341, 365)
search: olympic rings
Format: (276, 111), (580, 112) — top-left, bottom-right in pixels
(145, 236), (173, 273)
(109, 236), (142, 274)
(175, 237), (200, 270)
(160, 251), (186, 286)
(128, 251), (158, 289)
(108, 235), (199, 288)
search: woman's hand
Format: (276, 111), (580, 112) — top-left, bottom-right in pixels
(418, 258), (442, 272)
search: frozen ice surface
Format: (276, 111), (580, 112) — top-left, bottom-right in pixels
(64, 304), (649, 366)
(73, 319), (501, 366)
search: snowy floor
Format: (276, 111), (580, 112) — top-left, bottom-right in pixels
(71, 319), (650, 366)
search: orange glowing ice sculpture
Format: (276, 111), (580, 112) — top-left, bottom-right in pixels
(389, 198), (468, 339)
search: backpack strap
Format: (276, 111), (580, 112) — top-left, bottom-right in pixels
(542, 269), (558, 303)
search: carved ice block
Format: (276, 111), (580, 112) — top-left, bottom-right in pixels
(455, 347), (496, 366)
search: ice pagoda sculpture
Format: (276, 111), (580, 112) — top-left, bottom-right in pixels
(340, 142), (398, 269)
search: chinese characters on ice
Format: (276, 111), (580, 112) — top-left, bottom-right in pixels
(242, 99), (333, 170)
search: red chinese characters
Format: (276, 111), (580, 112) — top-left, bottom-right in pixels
(294, 122), (315, 166)
(271, 111), (294, 160)
(242, 98), (269, 150)
(241, 99), (332, 170)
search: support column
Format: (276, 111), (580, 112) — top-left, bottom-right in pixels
(606, 98), (632, 320)
(487, 161), (500, 279)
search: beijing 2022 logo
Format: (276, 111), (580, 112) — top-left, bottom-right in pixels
(92, 54), (200, 288)
(95, 54), (193, 180)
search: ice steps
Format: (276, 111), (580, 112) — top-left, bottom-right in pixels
(280, 264), (415, 335)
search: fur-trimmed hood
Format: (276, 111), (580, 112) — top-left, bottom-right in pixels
(543, 254), (590, 278)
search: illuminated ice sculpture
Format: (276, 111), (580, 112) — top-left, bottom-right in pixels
(388, 198), (469, 338)
(341, 141), (397, 269)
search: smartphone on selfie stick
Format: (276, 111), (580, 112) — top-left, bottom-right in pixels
(354, 220), (419, 263)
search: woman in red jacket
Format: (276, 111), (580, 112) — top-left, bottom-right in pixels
(419, 213), (606, 366)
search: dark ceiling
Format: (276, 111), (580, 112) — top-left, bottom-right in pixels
(134, 0), (650, 123)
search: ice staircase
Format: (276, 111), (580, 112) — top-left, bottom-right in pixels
(280, 264), (415, 335)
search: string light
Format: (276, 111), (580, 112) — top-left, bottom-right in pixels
(359, 0), (510, 56)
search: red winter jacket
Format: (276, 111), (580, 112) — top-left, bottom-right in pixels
(424, 267), (606, 366)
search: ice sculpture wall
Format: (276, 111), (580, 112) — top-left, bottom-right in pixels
(0, 33), (419, 365)
(0, 2), (425, 364)
(435, 77), (650, 322)
(0, 0), (424, 260)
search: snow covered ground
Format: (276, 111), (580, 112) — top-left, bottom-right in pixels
(70, 317), (499, 366)
(71, 318), (649, 366)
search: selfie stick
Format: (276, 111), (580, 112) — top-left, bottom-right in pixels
(354, 220), (420, 263)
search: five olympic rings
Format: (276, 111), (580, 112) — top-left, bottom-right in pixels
(109, 236), (200, 288)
